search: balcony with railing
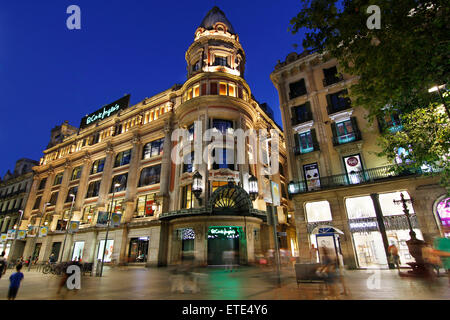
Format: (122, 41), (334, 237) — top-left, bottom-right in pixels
(293, 142), (320, 155)
(332, 129), (362, 146)
(288, 164), (439, 195)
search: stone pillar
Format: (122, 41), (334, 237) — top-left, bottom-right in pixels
(330, 196), (356, 269)
(41, 167), (55, 212)
(123, 134), (143, 222)
(55, 161), (72, 214)
(159, 120), (173, 214)
(24, 176), (40, 219)
(97, 143), (115, 209)
(74, 153), (92, 211)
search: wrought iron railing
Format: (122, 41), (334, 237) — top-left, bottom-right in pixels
(332, 129), (362, 146)
(288, 164), (439, 195)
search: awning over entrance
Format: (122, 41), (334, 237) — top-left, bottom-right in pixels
(159, 182), (267, 221)
(311, 225), (344, 235)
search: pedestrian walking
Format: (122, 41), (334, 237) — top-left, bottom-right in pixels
(223, 250), (235, 272)
(8, 264), (24, 300)
(388, 243), (401, 272)
(433, 235), (450, 285)
(0, 251), (6, 279)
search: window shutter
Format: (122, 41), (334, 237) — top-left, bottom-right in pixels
(376, 116), (385, 133)
(331, 122), (338, 139)
(310, 128), (319, 150)
(326, 94), (332, 113)
(305, 101), (312, 120)
(350, 116), (359, 131)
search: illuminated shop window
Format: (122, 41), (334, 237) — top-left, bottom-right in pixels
(212, 181), (228, 192)
(219, 82), (227, 95)
(111, 174), (128, 193)
(86, 180), (101, 198)
(345, 196), (377, 219)
(138, 164), (161, 187)
(136, 194), (156, 217)
(142, 138), (164, 159)
(65, 186), (78, 203)
(181, 185), (194, 209)
(71, 166), (83, 181)
(91, 158), (105, 175)
(305, 201), (332, 222)
(114, 150), (132, 167)
(54, 173), (63, 186)
(193, 85), (200, 98)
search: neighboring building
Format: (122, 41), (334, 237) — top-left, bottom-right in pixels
(271, 51), (448, 269)
(20, 7), (296, 267)
(0, 158), (39, 260)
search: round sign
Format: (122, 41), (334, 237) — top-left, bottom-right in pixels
(347, 157), (359, 167)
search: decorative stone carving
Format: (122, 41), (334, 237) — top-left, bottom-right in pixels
(105, 142), (114, 154)
(132, 134), (141, 145)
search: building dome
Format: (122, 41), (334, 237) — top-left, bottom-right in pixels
(199, 6), (236, 35)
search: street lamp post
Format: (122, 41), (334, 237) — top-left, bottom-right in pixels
(269, 183), (282, 287)
(28, 202), (51, 271)
(393, 192), (416, 240)
(59, 194), (75, 263)
(7, 210), (24, 266)
(99, 183), (121, 277)
(192, 171), (203, 205)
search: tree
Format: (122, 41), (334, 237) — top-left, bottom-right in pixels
(290, 0), (450, 190)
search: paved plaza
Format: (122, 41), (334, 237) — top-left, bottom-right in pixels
(0, 265), (448, 300)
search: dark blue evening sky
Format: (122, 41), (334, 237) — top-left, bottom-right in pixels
(0, 0), (306, 175)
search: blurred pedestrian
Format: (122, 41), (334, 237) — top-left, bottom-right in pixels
(49, 253), (56, 264)
(309, 244), (318, 263)
(0, 251), (6, 279)
(8, 264), (24, 300)
(388, 243), (401, 272)
(433, 236), (450, 285)
(223, 250), (235, 272)
(319, 247), (339, 299)
(57, 263), (70, 296)
(422, 241), (441, 277)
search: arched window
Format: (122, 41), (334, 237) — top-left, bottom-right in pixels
(115, 150), (132, 167)
(139, 165), (161, 187)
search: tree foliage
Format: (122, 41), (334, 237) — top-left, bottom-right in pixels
(290, 0), (450, 189)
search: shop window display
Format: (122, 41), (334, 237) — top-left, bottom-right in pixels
(97, 240), (114, 263)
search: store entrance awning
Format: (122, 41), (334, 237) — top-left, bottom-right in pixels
(311, 225), (344, 235)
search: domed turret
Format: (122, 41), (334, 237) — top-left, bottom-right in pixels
(199, 6), (236, 35)
(186, 6), (245, 79)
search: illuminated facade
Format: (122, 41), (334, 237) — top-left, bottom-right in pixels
(271, 51), (447, 269)
(0, 159), (38, 260)
(17, 7), (296, 267)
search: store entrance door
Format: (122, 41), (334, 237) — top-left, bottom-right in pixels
(128, 237), (149, 263)
(207, 226), (241, 266)
(51, 242), (61, 261)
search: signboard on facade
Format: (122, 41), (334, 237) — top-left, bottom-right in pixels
(111, 213), (122, 228)
(96, 211), (109, 226)
(79, 95), (130, 129)
(303, 163), (321, 191)
(69, 221), (80, 233)
(17, 230), (27, 239)
(271, 181), (281, 206)
(6, 229), (15, 240)
(0, 234), (7, 242)
(39, 227), (48, 237)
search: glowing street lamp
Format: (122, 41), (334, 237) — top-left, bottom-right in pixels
(192, 171), (203, 205)
(248, 175), (258, 200)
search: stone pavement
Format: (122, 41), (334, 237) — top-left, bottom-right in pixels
(0, 265), (448, 300)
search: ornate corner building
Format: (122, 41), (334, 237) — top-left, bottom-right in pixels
(271, 51), (449, 269)
(10, 7), (297, 267)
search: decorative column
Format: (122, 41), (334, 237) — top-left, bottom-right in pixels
(158, 119), (173, 213)
(74, 153), (92, 214)
(97, 143), (115, 210)
(55, 160), (72, 214)
(41, 166), (55, 212)
(123, 133), (142, 222)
